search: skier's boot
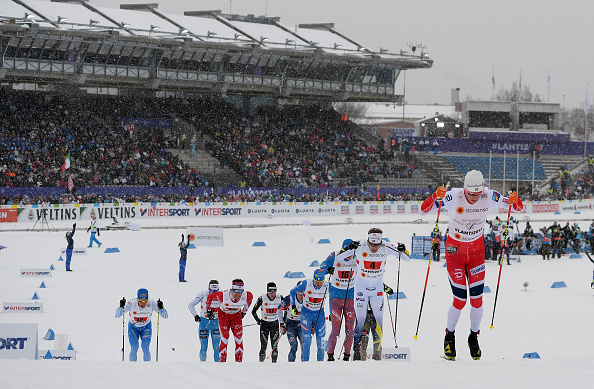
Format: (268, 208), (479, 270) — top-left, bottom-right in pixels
(343, 353), (350, 361)
(443, 329), (456, 360)
(468, 330), (481, 360)
(327, 353), (335, 362)
(259, 353), (265, 362)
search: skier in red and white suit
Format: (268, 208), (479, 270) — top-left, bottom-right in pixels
(419, 170), (523, 360)
(206, 279), (253, 362)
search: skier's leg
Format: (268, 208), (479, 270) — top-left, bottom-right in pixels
(286, 320), (298, 362)
(300, 313), (313, 362)
(218, 314), (230, 362)
(210, 319), (221, 362)
(231, 314), (244, 362)
(326, 298), (341, 354)
(198, 319), (208, 361)
(342, 298), (355, 357)
(140, 323), (152, 361)
(259, 323), (270, 361)
(314, 311), (327, 361)
(128, 324), (140, 362)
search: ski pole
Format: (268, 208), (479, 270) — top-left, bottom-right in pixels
(156, 309), (160, 362)
(391, 250), (402, 346)
(414, 192), (443, 340)
(242, 323), (259, 328)
(386, 294), (397, 347)
(122, 310), (125, 362)
(266, 331), (284, 359)
(490, 201), (513, 330)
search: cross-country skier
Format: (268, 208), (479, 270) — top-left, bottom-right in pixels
(281, 285), (303, 362)
(290, 269), (329, 362)
(317, 238), (356, 361)
(86, 219), (102, 248)
(65, 223), (76, 271)
(420, 169), (523, 360)
(178, 234), (190, 282)
(205, 279), (253, 362)
(335, 228), (410, 360)
(115, 288), (168, 361)
(251, 282), (283, 362)
(188, 280), (221, 361)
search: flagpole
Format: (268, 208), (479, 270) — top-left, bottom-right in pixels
(585, 83), (589, 160)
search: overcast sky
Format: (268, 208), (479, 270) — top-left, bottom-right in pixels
(89, 0), (592, 110)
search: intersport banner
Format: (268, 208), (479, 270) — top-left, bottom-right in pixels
(5, 199), (594, 224)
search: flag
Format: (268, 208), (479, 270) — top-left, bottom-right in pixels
(586, 84), (589, 116)
(376, 185), (380, 201)
(547, 70), (550, 97)
(67, 175), (74, 192)
(61, 151), (71, 172)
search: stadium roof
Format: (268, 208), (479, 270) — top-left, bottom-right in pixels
(1, 0), (432, 65)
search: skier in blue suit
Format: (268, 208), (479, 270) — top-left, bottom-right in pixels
(115, 288), (168, 362)
(178, 234), (190, 282)
(290, 269), (328, 361)
(87, 220), (102, 247)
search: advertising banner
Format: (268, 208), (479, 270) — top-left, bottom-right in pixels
(367, 347), (411, 362)
(186, 227), (224, 247)
(3, 302), (43, 313)
(0, 323), (38, 360)
(20, 269), (52, 277)
(60, 248), (87, 255)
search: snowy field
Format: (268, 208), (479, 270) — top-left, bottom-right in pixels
(2, 213), (594, 388)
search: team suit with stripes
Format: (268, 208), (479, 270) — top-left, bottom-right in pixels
(206, 287), (253, 362)
(420, 187), (523, 334)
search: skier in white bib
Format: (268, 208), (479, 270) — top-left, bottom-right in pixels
(336, 228), (410, 360)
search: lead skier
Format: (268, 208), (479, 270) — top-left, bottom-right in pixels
(115, 288), (168, 361)
(420, 170), (523, 360)
(252, 282), (283, 363)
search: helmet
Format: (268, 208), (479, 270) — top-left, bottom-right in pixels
(341, 239), (353, 250)
(464, 170), (485, 193)
(137, 288), (149, 300)
(266, 282), (277, 293)
(313, 269), (325, 282)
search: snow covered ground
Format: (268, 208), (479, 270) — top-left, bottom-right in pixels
(2, 213), (594, 388)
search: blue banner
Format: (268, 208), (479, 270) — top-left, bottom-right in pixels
(119, 117), (174, 128)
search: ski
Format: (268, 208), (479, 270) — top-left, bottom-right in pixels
(440, 355), (455, 361)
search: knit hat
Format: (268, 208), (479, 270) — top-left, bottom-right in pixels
(137, 288), (148, 300)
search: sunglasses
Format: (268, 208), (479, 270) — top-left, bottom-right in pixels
(232, 289), (244, 294)
(464, 189), (484, 196)
(368, 242), (381, 248)
(138, 299), (148, 303)
(267, 288), (277, 293)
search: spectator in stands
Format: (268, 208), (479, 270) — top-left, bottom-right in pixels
(432, 139), (439, 155)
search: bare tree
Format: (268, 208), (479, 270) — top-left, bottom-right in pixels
(495, 82), (542, 102)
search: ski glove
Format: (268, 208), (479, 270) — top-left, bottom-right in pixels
(397, 243), (407, 252)
(384, 285), (394, 295)
(291, 305), (299, 315)
(194, 315), (201, 322)
(157, 299), (164, 310)
(591, 280), (594, 289)
(181, 234), (184, 242)
(73, 223), (76, 228)
(206, 310), (215, 320)
(348, 241), (360, 250)
(119, 297), (126, 308)
(326, 266), (335, 275)
(435, 186), (447, 199)
(241, 312), (246, 319)
(256, 318), (262, 326)
(280, 323), (286, 335)
(508, 192), (519, 204)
